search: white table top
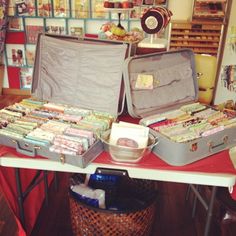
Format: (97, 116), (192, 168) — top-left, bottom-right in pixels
(1, 147), (236, 188)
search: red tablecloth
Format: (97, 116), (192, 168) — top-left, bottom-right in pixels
(1, 113), (236, 235)
(0, 146), (54, 236)
(94, 148), (236, 175)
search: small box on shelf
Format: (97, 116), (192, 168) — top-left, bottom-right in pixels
(72, 0), (90, 18)
(37, 0), (52, 17)
(15, 0), (36, 16)
(53, 0), (70, 17)
(25, 45), (36, 66)
(192, 0), (227, 21)
(8, 17), (24, 31)
(6, 44), (26, 67)
(20, 67), (33, 89)
(45, 18), (66, 34)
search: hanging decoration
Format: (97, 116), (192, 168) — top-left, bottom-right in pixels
(140, 6), (172, 35)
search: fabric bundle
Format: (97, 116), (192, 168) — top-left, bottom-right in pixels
(146, 103), (236, 143)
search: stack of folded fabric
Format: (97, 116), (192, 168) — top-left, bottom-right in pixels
(72, 112), (115, 135)
(24, 120), (70, 146)
(0, 98), (116, 156)
(0, 118), (38, 140)
(142, 102), (236, 143)
(25, 128), (55, 146)
(50, 134), (90, 156)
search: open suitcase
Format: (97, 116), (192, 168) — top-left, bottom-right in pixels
(0, 34), (132, 168)
(123, 49), (236, 166)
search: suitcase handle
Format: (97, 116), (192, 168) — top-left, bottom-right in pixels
(208, 136), (228, 153)
(12, 140), (37, 157)
(95, 168), (129, 176)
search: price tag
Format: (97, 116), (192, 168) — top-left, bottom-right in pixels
(135, 74), (154, 90)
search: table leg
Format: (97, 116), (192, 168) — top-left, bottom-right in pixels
(204, 186), (217, 236)
(43, 171), (49, 205)
(192, 185), (200, 218)
(15, 168), (25, 229)
(53, 172), (58, 191)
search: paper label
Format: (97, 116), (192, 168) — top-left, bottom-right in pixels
(135, 74), (154, 90)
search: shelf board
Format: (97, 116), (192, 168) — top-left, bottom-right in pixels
(193, 13), (225, 18)
(170, 37), (219, 43)
(171, 31), (221, 36)
(170, 43), (219, 48)
(171, 25), (222, 31)
(195, 0), (226, 3)
(170, 47), (218, 54)
(193, 48), (218, 54)
(104, 7), (134, 13)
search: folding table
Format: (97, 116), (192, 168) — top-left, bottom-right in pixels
(1, 145), (236, 236)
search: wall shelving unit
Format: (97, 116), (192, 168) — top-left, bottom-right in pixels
(192, 0), (227, 21)
(169, 20), (223, 56)
(169, 0), (229, 57)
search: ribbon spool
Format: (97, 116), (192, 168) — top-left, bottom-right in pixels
(141, 7), (172, 35)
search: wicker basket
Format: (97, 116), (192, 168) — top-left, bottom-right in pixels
(69, 177), (157, 236)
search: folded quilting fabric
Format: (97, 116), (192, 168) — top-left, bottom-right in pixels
(49, 145), (77, 156)
(53, 134), (89, 151)
(64, 107), (92, 116)
(83, 115), (110, 130)
(20, 115), (48, 125)
(26, 128), (55, 142)
(193, 108), (219, 119)
(78, 119), (107, 132)
(0, 129), (24, 140)
(23, 137), (50, 146)
(30, 110), (59, 119)
(40, 120), (70, 134)
(43, 103), (66, 113)
(0, 109), (23, 118)
(14, 120), (38, 129)
(53, 140), (84, 153)
(57, 113), (83, 123)
(64, 127), (95, 146)
(180, 102), (206, 114)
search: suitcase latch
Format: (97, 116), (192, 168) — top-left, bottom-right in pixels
(60, 154), (65, 164)
(208, 141), (213, 152)
(223, 135), (228, 144)
(190, 143), (198, 152)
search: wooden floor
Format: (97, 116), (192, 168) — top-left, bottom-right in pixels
(0, 94), (30, 109)
(1, 95), (236, 236)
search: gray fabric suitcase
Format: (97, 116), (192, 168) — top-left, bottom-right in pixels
(123, 49), (236, 166)
(0, 34), (129, 168)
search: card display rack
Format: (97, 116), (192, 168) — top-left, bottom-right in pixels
(4, 0), (168, 92)
(169, 20), (223, 56)
(192, 0), (228, 21)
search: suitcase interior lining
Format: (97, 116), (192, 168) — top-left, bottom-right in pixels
(127, 50), (198, 117)
(32, 35), (127, 116)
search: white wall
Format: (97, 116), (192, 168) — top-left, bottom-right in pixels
(214, 0), (236, 104)
(169, 0), (194, 21)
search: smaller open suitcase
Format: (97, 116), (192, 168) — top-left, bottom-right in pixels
(0, 34), (131, 167)
(123, 49), (236, 166)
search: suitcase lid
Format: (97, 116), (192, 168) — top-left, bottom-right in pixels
(31, 34), (127, 116)
(123, 49), (198, 118)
